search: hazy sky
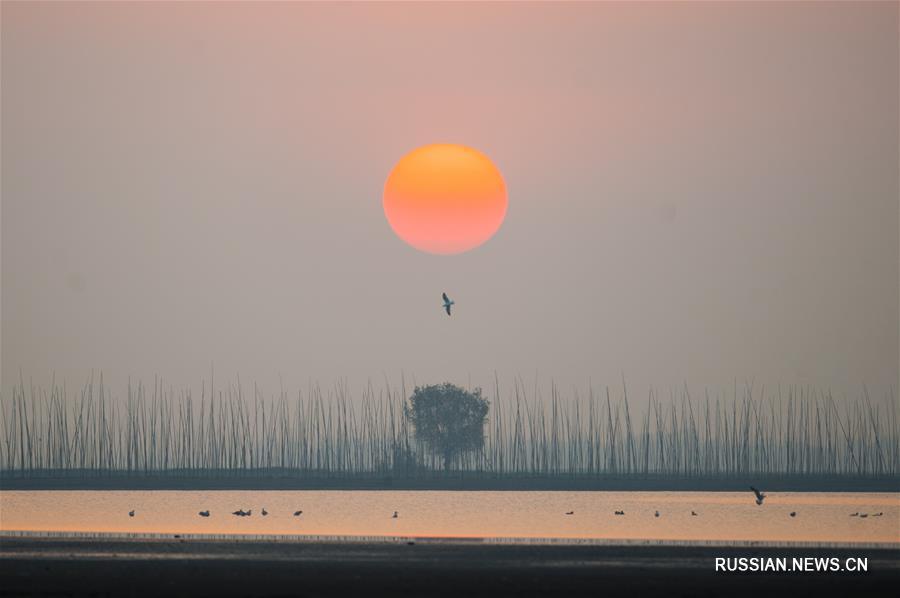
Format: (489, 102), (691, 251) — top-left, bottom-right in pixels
(2, 1), (898, 401)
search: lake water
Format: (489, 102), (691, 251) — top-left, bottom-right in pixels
(1, 490), (897, 545)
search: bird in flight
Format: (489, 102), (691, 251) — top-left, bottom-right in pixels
(750, 486), (766, 505)
(442, 292), (455, 316)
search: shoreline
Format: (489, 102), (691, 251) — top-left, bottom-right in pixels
(2, 530), (897, 549)
(2, 536), (898, 597)
(2, 471), (898, 492)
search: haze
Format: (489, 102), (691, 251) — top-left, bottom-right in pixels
(2, 2), (897, 402)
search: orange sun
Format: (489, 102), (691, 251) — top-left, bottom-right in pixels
(383, 144), (507, 255)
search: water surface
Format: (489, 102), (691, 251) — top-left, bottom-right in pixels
(1, 490), (897, 545)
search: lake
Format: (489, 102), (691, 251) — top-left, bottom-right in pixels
(1, 490), (897, 545)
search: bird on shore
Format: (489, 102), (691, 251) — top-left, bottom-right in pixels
(750, 486), (766, 506)
(261, 508), (268, 516)
(789, 512), (797, 518)
(198, 510), (210, 518)
(442, 292), (454, 316)
(128, 510), (135, 517)
(293, 510), (303, 517)
(392, 511), (399, 519)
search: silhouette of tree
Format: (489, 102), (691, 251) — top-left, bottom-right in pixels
(405, 383), (489, 471)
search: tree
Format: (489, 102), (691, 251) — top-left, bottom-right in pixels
(405, 383), (489, 471)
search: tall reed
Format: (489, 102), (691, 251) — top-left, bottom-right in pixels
(1, 375), (896, 478)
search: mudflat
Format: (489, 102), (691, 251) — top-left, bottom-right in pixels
(1, 536), (898, 597)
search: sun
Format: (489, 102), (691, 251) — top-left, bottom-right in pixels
(383, 144), (507, 255)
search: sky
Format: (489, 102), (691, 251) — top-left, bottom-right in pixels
(2, 1), (898, 403)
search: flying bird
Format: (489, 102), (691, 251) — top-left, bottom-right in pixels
(750, 486), (766, 506)
(442, 292), (454, 316)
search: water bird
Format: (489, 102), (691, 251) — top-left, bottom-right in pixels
(873, 512), (883, 517)
(565, 511), (574, 515)
(654, 511), (660, 518)
(614, 510), (625, 516)
(392, 511), (399, 518)
(232, 509), (248, 517)
(850, 512), (859, 517)
(789, 512), (797, 517)
(442, 292), (454, 316)
(691, 511), (698, 516)
(859, 513), (869, 518)
(246, 509), (252, 517)
(261, 508), (268, 516)
(198, 510), (210, 517)
(128, 510), (135, 517)
(750, 486), (766, 505)
(293, 510), (303, 517)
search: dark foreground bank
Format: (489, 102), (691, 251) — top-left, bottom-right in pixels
(3, 471), (898, 492)
(1, 536), (897, 598)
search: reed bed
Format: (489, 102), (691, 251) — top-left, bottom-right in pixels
(1, 375), (896, 478)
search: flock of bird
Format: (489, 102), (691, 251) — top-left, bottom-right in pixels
(128, 508), (393, 518)
(124, 487), (887, 520)
(749, 486), (882, 518)
(228, 508), (300, 518)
